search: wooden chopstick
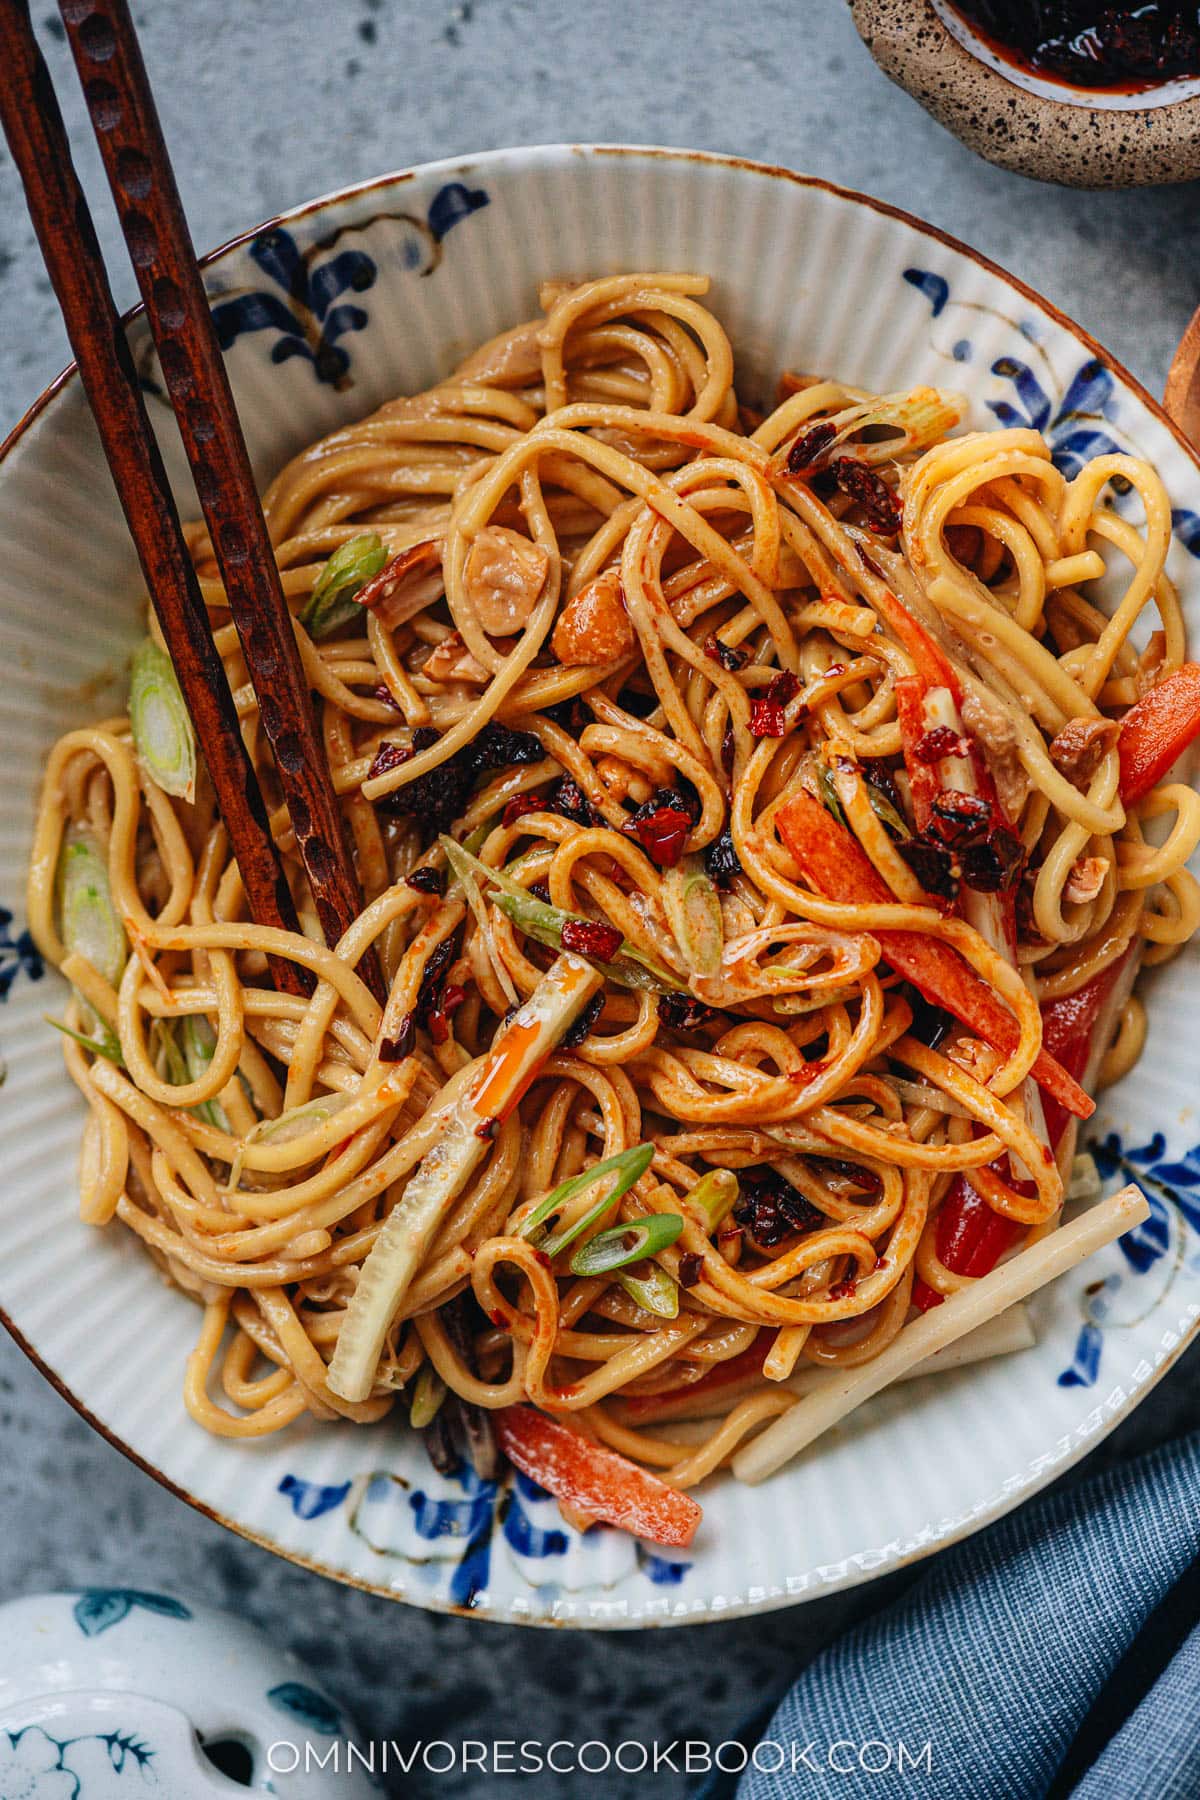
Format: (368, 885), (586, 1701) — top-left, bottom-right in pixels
(53, 0), (385, 1005)
(0, 0), (310, 999)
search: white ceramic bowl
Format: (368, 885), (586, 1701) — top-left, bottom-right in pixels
(3, 145), (1200, 1628)
(0, 1590), (376, 1796)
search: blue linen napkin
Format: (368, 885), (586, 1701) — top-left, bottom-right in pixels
(721, 1431), (1200, 1799)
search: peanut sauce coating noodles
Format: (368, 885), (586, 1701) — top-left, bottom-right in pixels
(27, 273), (1200, 1539)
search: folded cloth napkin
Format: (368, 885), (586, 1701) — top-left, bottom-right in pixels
(725, 1431), (1200, 1799)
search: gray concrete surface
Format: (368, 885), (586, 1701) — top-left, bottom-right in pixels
(2, 2), (1199, 1794)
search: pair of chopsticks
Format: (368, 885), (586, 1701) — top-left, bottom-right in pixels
(0, 0), (383, 1004)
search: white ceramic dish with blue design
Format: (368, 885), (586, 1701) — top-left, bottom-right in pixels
(0, 1589), (376, 1795)
(1, 145), (1198, 1629)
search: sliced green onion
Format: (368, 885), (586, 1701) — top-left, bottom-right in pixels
(443, 830), (519, 1010)
(618, 1263), (680, 1319)
(661, 857), (723, 977)
(56, 829), (126, 987)
(569, 1212), (685, 1277)
(442, 836), (673, 991)
(689, 1168), (739, 1232)
(845, 389), (965, 462)
(301, 533), (388, 639)
(180, 1013), (231, 1131)
(45, 1014), (124, 1065)
(409, 1363), (447, 1429)
(518, 1142), (654, 1254)
(230, 1090), (350, 1189)
(244, 1092), (350, 1148)
(864, 779), (911, 841)
(459, 821), (493, 858)
(815, 762), (845, 829)
(129, 639), (196, 802)
(493, 890), (673, 992)
(151, 1015), (188, 1087)
(147, 1015), (233, 1129)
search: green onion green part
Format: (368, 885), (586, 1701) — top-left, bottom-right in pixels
(129, 639), (196, 802)
(409, 1363), (447, 1429)
(45, 1014), (125, 1065)
(618, 1263), (680, 1319)
(301, 533), (388, 639)
(864, 779), (911, 841)
(689, 1168), (740, 1231)
(442, 836), (674, 991)
(151, 1017), (188, 1087)
(569, 1212), (685, 1277)
(661, 857), (723, 977)
(815, 762), (845, 829)
(180, 1013), (231, 1130)
(518, 1142), (654, 1257)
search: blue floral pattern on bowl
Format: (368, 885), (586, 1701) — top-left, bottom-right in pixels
(279, 1459), (691, 1613)
(1057, 1132), (1200, 1388)
(0, 906), (43, 1002)
(210, 227), (377, 390)
(904, 266), (1200, 553)
(71, 1589), (192, 1638)
(0, 1722), (155, 1798)
(266, 1680), (342, 1737)
(208, 181), (489, 390)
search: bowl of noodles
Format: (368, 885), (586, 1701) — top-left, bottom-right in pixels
(3, 144), (1200, 1625)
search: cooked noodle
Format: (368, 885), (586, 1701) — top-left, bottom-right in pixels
(27, 274), (1200, 1523)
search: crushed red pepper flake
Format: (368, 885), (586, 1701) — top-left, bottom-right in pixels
(367, 739), (413, 782)
(502, 793), (545, 827)
(749, 697), (787, 738)
(379, 1016), (416, 1062)
(765, 670), (800, 707)
(831, 458), (903, 536)
(560, 918), (623, 961)
(624, 800), (693, 867)
(704, 632), (748, 672)
(785, 420), (838, 473)
(913, 725), (969, 764)
(406, 866), (446, 896)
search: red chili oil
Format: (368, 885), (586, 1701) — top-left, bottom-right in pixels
(949, 3), (1200, 91)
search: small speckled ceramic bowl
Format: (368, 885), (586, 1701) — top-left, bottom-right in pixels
(851, 0), (1200, 187)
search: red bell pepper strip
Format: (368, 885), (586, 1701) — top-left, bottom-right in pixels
(912, 950), (1136, 1310)
(894, 676), (942, 826)
(776, 790), (1093, 1120)
(495, 1407), (702, 1548)
(912, 1172), (1027, 1311)
(1118, 663), (1200, 805)
(1038, 948), (1134, 1150)
(871, 587), (962, 697)
(935, 1173), (1025, 1276)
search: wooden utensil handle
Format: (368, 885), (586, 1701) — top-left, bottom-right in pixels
(58, 0), (384, 1003)
(1165, 301), (1200, 446)
(0, 0), (310, 997)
